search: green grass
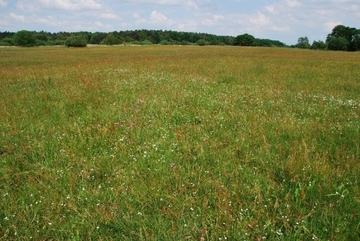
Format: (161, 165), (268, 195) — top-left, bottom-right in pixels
(0, 46), (359, 240)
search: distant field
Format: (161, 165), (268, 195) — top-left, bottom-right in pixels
(0, 46), (359, 240)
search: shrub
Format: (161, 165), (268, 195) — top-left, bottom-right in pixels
(65, 35), (87, 47)
(197, 39), (207, 46)
(100, 34), (121, 45)
(13, 30), (36, 47)
(0, 37), (14, 46)
(159, 39), (171, 45)
(311, 40), (327, 50)
(35, 40), (46, 46)
(234, 33), (256, 46)
(141, 40), (153, 45)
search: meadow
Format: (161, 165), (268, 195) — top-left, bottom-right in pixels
(0, 45), (359, 240)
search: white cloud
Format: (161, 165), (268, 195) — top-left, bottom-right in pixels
(284, 0), (301, 8)
(236, 0), (359, 43)
(10, 13), (25, 21)
(0, 0), (8, 7)
(98, 12), (119, 20)
(324, 21), (342, 32)
(248, 12), (271, 27)
(124, 0), (198, 9)
(43, 0), (102, 10)
(135, 18), (147, 24)
(94, 21), (112, 29)
(133, 12), (141, 19)
(177, 23), (186, 31)
(16, 1), (40, 11)
(150, 10), (167, 22)
(201, 14), (225, 27)
(201, 19), (213, 26)
(17, 0), (102, 11)
(213, 15), (224, 21)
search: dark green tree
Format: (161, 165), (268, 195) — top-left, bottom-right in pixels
(257, 39), (286, 47)
(327, 37), (348, 51)
(234, 33), (256, 46)
(348, 29), (360, 51)
(153, 31), (162, 44)
(310, 40), (326, 50)
(90, 32), (107, 44)
(124, 36), (134, 43)
(13, 30), (36, 47)
(209, 35), (220, 45)
(296, 36), (310, 48)
(138, 30), (149, 42)
(326, 25), (360, 51)
(65, 35), (87, 47)
(101, 33), (121, 45)
(327, 25), (353, 42)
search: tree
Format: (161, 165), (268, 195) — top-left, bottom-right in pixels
(90, 32), (107, 44)
(296, 36), (310, 49)
(257, 39), (286, 47)
(101, 33), (121, 45)
(326, 25), (360, 51)
(209, 35), (220, 45)
(327, 25), (353, 42)
(327, 37), (348, 51)
(153, 31), (162, 44)
(234, 33), (256, 46)
(13, 30), (36, 47)
(348, 29), (360, 51)
(65, 35), (87, 47)
(311, 40), (326, 50)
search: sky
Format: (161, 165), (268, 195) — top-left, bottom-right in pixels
(0, 0), (359, 45)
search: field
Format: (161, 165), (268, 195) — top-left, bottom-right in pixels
(0, 45), (359, 240)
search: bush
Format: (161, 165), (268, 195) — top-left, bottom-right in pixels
(0, 37), (14, 46)
(234, 33), (256, 46)
(141, 40), (153, 45)
(65, 35), (87, 47)
(159, 39), (171, 45)
(35, 40), (46, 46)
(311, 40), (327, 50)
(197, 39), (207, 46)
(180, 40), (190, 45)
(100, 34), (121, 45)
(13, 30), (36, 47)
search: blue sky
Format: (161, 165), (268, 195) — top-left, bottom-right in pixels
(0, 0), (359, 45)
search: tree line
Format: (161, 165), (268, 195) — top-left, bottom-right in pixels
(1, 25), (358, 51)
(295, 25), (360, 51)
(0, 29), (285, 48)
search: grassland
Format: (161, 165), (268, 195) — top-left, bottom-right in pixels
(0, 45), (359, 240)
